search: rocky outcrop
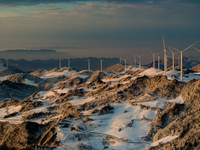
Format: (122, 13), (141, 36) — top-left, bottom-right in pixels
(0, 121), (58, 150)
(0, 80), (41, 102)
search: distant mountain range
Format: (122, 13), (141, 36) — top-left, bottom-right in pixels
(147, 57), (200, 70)
(0, 49), (71, 60)
(0, 57), (122, 72)
(0, 56), (199, 72)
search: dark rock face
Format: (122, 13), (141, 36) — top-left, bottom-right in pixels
(0, 80), (41, 102)
(147, 79), (200, 150)
(0, 121), (59, 150)
(0, 122), (45, 150)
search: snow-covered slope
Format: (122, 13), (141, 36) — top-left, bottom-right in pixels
(0, 66), (199, 149)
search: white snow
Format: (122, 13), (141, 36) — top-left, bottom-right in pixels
(42, 70), (76, 78)
(74, 75), (89, 79)
(69, 96), (95, 106)
(24, 79), (36, 85)
(138, 68), (162, 77)
(151, 136), (179, 147)
(90, 102), (156, 143)
(55, 88), (70, 94)
(37, 91), (55, 99)
(139, 96), (184, 109)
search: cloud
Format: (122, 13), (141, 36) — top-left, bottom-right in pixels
(29, 46), (81, 49)
(1, 0), (199, 7)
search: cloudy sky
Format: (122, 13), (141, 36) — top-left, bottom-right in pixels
(0, 0), (200, 63)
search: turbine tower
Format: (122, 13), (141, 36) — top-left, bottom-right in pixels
(6, 59), (8, 69)
(167, 41), (198, 81)
(87, 59), (90, 70)
(120, 55), (121, 64)
(134, 54), (136, 67)
(167, 46), (179, 70)
(148, 49), (155, 68)
(148, 49), (162, 69)
(124, 59), (126, 71)
(158, 56), (160, 70)
(68, 58), (70, 68)
(192, 46), (200, 52)
(59, 59), (61, 69)
(136, 53), (145, 68)
(162, 34), (167, 75)
(100, 59), (103, 71)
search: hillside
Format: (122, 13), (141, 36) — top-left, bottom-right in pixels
(0, 65), (199, 149)
(147, 57), (200, 70)
(0, 57), (121, 72)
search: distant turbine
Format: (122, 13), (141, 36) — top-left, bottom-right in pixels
(192, 46), (200, 52)
(6, 59), (8, 69)
(100, 59), (103, 71)
(59, 59), (61, 69)
(162, 34), (167, 75)
(136, 53), (145, 68)
(134, 54), (136, 67)
(87, 59), (90, 70)
(156, 51), (164, 70)
(124, 59), (126, 71)
(68, 58), (70, 68)
(120, 55), (121, 64)
(167, 41), (198, 81)
(166, 46), (179, 70)
(148, 49), (162, 69)
(148, 49), (156, 68)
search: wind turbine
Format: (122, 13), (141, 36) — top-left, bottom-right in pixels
(148, 49), (163, 69)
(162, 34), (167, 75)
(192, 46), (200, 52)
(134, 54), (136, 67)
(68, 58), (70, 68)
(124, 59), (126, 71)
(155, 51), (164, 70)
(136, 53), (145, 68)
(59, 59), (61, 69)
(166, 46), (179, 70)
(87, 59), (90, 70)
(167, 41), (198, 81)
(148, 49), (156, 68)
(100, 59), (103, 71)
(6, 59), (8, 69)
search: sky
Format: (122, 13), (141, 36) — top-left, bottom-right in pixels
(0, 0), (200, 64)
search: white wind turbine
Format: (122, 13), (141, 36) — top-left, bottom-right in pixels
(100, 59), (103, 71)
(166, 46), (179, 70)
(156, 51), (164, 70)
(192, 46), (200, 52)
(59, 59), (61, 69)
(124, 59), (127, 71)
(148, 49), (163, 69)
(148, 49), (156, 68)
(134, 54), (137, 67)
(68, 58), (70, 68)
(87, 59), (90, 70)
(158, 56), (160, 70)
(6, 59), (8, 69)
(162, 34), (167, 75)
(167, 41), (198, 81)
(136, 53), (145, 68)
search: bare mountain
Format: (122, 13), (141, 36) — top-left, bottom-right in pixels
(0, 57), (121, 72)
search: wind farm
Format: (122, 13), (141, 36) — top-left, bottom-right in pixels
(0, 0), (200, 149)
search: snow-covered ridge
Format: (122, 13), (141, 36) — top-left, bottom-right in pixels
(0, 65), (199, 149)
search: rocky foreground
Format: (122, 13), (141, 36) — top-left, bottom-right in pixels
(0, 65), (199, 150)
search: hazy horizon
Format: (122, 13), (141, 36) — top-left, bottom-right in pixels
(0, 0), (200, 64)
